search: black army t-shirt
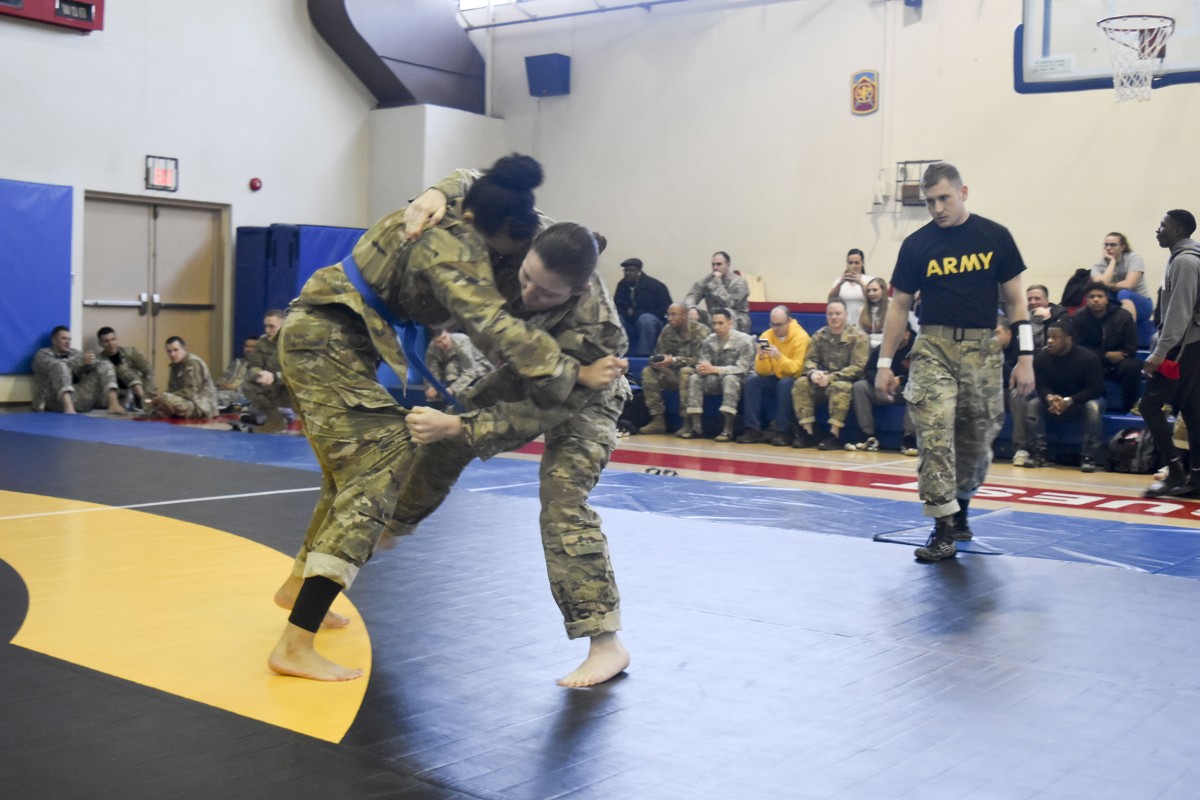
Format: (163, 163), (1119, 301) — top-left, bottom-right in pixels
(891, 214), (1026, 329)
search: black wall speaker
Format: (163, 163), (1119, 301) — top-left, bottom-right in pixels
(525, 53), (571, 97)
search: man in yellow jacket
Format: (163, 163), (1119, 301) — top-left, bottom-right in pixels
(736, 305), (810, 445)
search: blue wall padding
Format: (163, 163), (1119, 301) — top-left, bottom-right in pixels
(234, 227), (270, 350)
(0, 179), (72, 375)
(292, 225), (365, 292)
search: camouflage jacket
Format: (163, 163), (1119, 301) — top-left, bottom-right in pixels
(217, 357), (250, 389)
(103, 346), (154, 388)
(426, 332), (493, 395)
(684, 273), (751, 330)
(292, 199), (578, 406)
(697, 330), (756, 376)
(803, 326), (870, 383)
(651, 320), (711, 369)
(246, 333), (282, 384)
(32, 347), (93, 380)
(167, 354), (218, 417)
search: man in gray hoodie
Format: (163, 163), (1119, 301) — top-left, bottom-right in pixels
(1143, 209), (1200, 498)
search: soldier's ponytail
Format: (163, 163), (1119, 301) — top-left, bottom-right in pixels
(463, 154), (543, 243)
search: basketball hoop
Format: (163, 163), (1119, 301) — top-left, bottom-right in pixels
(1097, 15), (1175, 102)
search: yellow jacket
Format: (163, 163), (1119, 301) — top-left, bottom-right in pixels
(754, 319), (810, 379)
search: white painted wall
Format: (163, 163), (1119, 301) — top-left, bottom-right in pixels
(473, 0), (1199, 306)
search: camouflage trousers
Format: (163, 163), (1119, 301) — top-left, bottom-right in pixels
(154, 391), (214, 419)
(389, 399), (623, 640)
(243, 379), (292, 417)
(683, 370), (744, 415)
(903, 330), (1005, 518)
(281, 304), (413, 590)
(113, 361), (154, 395)
(638, 364), (680, 417)
(791, 376), (853, 426)
(33, 360), (117, 412)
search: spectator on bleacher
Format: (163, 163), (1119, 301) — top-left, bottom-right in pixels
(828, 248), (875, 327)
(31, 325), (125, 415)
(736, 305), (810, 445)
(242, 309), (293, 433)
(1026, 285), (1065, 349)
(998, 319), (1034, 466)
(216, 335), (256, 411)
(639, 304), (710, 435)
(424, 327), (493, 408)
(684, 251), (750, 332)
(1074, 281), (1142, 413)
(791, 299), (870, 450)
(1091, 232), (1152, 324)
(1024, 320), (1106, 472)
(614, 258), (671, 357)
(859, 277), (889, 347)
(97, 326), (155, 411)
(147, 335), (218, 420)
(847, 322), (916, 454)
(1143, 209), (1200, 499)
(677, 308), (755, 442)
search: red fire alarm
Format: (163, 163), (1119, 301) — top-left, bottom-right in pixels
(248, 178), (263, 192)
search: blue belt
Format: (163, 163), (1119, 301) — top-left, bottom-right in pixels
(342, 252), (465, 412)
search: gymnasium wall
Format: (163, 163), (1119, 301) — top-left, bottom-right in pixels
(0, 0), (377, 398)
(473, 0), (1196, 305)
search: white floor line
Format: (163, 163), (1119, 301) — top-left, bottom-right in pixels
(0, 486), (321, 521)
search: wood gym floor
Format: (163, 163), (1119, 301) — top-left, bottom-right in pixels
(1, 410), (1199, 799)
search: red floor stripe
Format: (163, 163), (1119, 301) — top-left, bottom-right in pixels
(516, 442), (1200, 523)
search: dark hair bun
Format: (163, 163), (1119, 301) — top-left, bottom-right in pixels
(486, 154), (543, 192)
(593, 232), (607, 255)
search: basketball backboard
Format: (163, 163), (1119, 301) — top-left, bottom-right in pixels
(1016, 0), (1200, 93)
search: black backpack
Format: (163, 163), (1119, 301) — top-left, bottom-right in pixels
(1106, 427), (1158, 474)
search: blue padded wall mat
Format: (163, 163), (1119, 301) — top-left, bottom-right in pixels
(0, 179), (72, 374)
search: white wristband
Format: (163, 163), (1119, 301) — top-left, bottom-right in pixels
(1017, 323), (1035, 353)
(876, 357), (893, 370)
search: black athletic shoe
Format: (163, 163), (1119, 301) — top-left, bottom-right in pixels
(791, 429), (816, 449)
(816, 433), (841, 451)
(736, 428), (764, 444)
(915, 522), (958, 562)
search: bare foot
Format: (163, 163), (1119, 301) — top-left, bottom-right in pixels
(557, 632), (629, 688)
(274, 574), (350, 628)
(268, 626), (363, 681)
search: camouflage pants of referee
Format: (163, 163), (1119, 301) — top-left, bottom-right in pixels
(281, 304), (413, 590)
(903, 330), (1005, 519)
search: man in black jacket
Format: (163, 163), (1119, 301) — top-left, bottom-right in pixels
(614, 258), (671, 356)
(1025, 320), (1106, 472)
(1074, 281), (1142, 412)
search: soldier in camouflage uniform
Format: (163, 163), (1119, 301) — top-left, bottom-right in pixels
(97, 327), (156, 409)
(638, 303), (710, 434)
(31, 326), (125, 414)
(791, 299), (870, 450)
(242, 310), (292, 432)
(875, 162), (1033, 562)
(684, 251), (751, 332)
(148, 336), (218, 419)
(677, 307), (756, 441)
(215, 336), (256, 410)
(423, 328), (493, 406)
(268, 156), (625, 683)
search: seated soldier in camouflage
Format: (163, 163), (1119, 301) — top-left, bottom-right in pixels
(31, 325), (126, 415)
(423, 326), (493, 408)
(216, 335), (256, 411)
(638, 303), (710, 435)
(97, 326), (156, 410)
(791, 299), (870, 450)
(146, 336), (218, 420)
(677, 307), (756, 441)
(268, 155), (625, 683)
(241, 309), (293, 433)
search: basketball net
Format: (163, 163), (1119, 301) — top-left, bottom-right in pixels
(1098, 15), (1175, 102)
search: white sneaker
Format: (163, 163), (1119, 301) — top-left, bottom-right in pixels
(1012, 449), (1029, 467)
